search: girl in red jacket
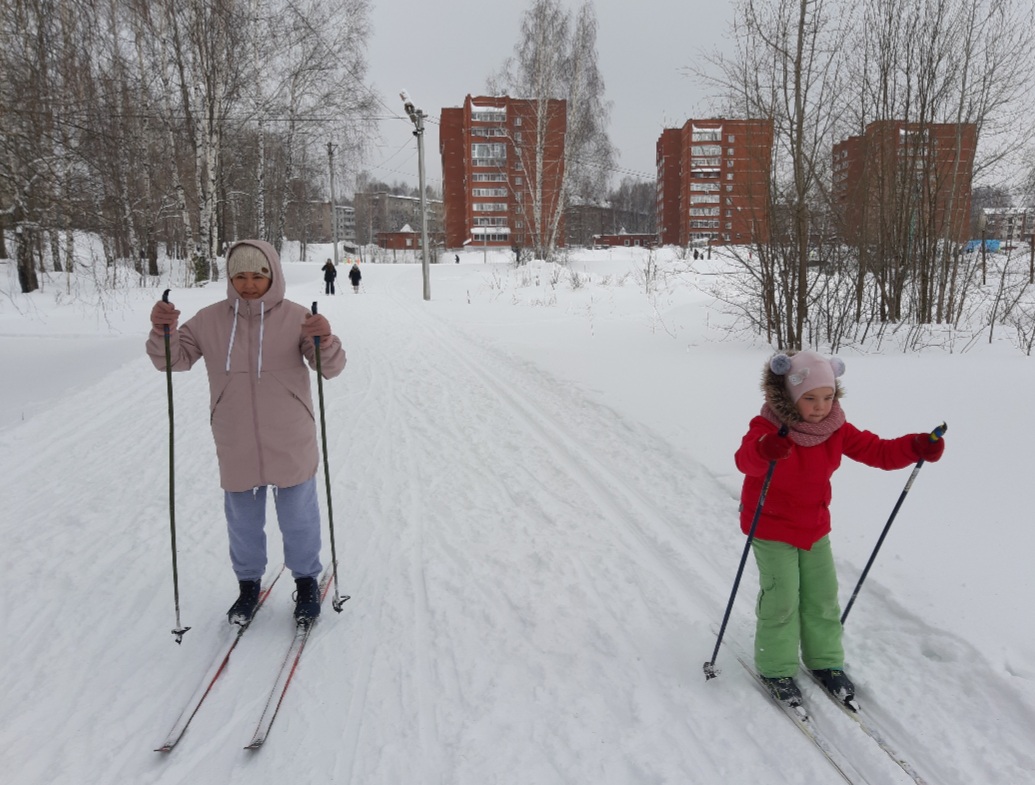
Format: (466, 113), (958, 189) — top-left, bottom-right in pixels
(734, 350), (944, 706)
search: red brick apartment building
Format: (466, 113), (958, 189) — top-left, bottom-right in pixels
(440, 95), (567, 250)
(656, 118), (773, 246)
(833, 121), (977, 245)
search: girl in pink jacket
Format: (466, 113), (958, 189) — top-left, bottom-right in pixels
(734, 351), (944, 708)
(148, 240), (346, 625)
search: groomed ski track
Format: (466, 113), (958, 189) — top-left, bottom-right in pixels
(2, 262), (1034, 785)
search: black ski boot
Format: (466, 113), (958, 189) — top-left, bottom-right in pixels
(293, 576), (321, 625)
(760, 675), (803, 707)
(811, 668), (856, 705)
(227, 579), (261, 626)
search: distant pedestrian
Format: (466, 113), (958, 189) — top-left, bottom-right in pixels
(455, 254), (460, 264)
(348, 262), (362, 293)
(322, 259), (337, 295)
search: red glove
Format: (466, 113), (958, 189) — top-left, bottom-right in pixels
(151, 300), (179, 333)
(758, 432), (793, 461)
(912, 433), (945, 463)
(302, 313), (331, 340)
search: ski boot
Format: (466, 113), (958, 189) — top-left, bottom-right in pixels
(227, 579), (261, 626)
(811, 668), (857, 708)
(760, 675), (803, 707)
(293, 576), (321, 626)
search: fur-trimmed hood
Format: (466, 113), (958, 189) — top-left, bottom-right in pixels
(761, 350), (844, 424)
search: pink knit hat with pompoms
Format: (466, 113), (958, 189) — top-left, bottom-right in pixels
(770, 350), (845, 402)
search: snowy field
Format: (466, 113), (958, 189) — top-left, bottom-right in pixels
(1, 243), (1033, 784)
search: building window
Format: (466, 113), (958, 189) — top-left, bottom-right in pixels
(472, 110), (507, 122)
(728, 148), (735, 155)
(727, 173), (734, 180)
(692, 128), (722, 142)
(692, 144), (722, 157)
(727, 134), (736, 142)
(471, 143), (506, 167)
(514, 117), (523, 126)
(726, 185), (734, 192)
(515, 176), (523, 185)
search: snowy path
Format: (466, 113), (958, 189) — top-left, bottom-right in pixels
(2, 262), (1034, 784)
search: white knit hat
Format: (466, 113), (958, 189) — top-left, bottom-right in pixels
(227, 244), (272, 279)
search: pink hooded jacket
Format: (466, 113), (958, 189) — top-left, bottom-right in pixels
(147, 240), (346, 491)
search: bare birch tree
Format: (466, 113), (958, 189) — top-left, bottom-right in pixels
(489, 0), (615, 261)
(699, 0), (849, 348)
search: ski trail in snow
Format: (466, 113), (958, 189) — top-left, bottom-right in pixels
(4, 265), (1034, 785)
(314, 267), (872, 783)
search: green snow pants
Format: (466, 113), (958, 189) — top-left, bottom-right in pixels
(752, 535), (844, 678)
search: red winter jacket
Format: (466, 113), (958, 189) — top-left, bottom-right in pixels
(735, 416), (918, 549)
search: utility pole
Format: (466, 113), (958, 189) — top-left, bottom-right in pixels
(401, 90), (431, 301)
(978, 210), (988, 286)
(327, 141), (339, 266)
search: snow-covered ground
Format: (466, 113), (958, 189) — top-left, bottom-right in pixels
(2, 244), (1033, 784)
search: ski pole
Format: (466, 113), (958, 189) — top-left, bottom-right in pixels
(311, 302), (350, 612)
(704, 424), (788, 680)
(840, 422), (947, 625)
(162, 290), (190, 644)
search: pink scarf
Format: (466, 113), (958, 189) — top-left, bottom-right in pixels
(761, 400), (846, 447)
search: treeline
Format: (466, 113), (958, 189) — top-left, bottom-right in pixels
(1, 0), (376, 292)
(700, 0), (1035, 349)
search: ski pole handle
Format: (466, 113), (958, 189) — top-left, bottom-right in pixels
(162, 289), (171, 337)
(928, 422), (947, 442)
(311, 301), (320, 349)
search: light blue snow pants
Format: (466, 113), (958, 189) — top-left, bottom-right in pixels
(224, 477), (323, 581)
(752, 535), (845, 678)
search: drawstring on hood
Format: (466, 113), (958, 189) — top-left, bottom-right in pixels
(226, 300), (240, 373)
(257, 301), (265, 378)
(224, 298), (267, 379)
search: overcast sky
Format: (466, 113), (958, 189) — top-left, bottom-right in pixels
(359, 0), (735, 193)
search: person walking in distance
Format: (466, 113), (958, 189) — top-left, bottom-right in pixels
(322, 258), (337, 295)
(348, 262), (361, 293)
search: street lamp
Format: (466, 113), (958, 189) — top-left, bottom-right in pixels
(401, 90), (431, 301)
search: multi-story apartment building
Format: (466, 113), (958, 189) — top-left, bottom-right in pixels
(285, 201), (355, 246)
(353, 191), (443, 246)
(980, 207), (1034, 246)
(656, 118), (773, 246)
(440, 95), (567, 251)
(833, 121), (977, 245)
